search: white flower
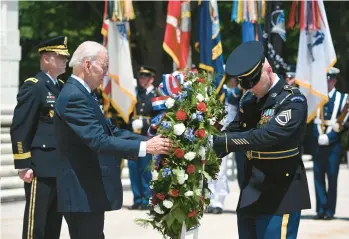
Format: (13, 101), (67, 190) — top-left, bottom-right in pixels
(154, 204), (164, 214)
(195, 189), (202, 196)
(173, 123), (186, 136)
(199, 146), (206, 159)
(184, 152), (196, 161)
(204, 189), (211, 199)
(209, 117), (216, 125)
(191, 113), (197, 120)
(152, 170), (159, 181)
(155, 221), (162, 227)
(173, 168), (188, 184)
(184, 191), (194, 197)
(163, 200), (174, 209)
(165, 98), (175, 109)
(150, 184), (154, 189)
(132, 119), (143, 131)
(183, 81), (191, 88)
(196, 93), (204, 102)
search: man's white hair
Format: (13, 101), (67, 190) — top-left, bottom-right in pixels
(69, 41), (107, 68)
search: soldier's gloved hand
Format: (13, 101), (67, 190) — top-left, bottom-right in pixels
(314, 118), (321, 125)
(330, 121), (340, 132)
(132, 119), (143, 131)
(318, 134), (329, 146)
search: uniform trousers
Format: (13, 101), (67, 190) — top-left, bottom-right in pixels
(313, 143), (341, 216)
(237, 211), (301, 239)
(63, 212), (105, 239)
(128, 154), (152, 205)
(23, 177), (62, 239)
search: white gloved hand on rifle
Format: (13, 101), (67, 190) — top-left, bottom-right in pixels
(318, 134), (329, 146)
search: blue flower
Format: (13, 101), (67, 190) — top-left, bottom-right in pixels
(184, 128), (195, 142)
(197, 114), (204, 122)
(162, 168), (172, 178)
(161, 121), (171, 129)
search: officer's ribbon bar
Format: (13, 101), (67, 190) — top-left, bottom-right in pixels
(152, 96), (168, 111)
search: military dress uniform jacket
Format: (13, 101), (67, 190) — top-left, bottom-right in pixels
(131, 86), (158, 135)
(214, 77), (311, 215)
(10, 71), (64, 177)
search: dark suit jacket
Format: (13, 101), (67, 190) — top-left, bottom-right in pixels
(54, 76), (148, 213)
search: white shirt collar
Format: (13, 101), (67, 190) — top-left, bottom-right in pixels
(146, 85), (154, 95)
(71, 74), (91, 93)
(328, 88), (336, 98)
(268, 74), (280, 92)
(44, 72), (58, 85)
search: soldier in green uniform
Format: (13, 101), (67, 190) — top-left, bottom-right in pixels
(10, 36), (69, 239)
(213, 41), (311, 239)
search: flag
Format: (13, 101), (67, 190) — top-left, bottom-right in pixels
(106, 21), (137, 123)
(195, 0), (225, 99)
(295, 0), (336, 122)
(163, 0), (191, 70)
(263, 1), (288, 73)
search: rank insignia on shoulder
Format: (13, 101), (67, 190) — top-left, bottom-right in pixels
(24, 78), (38, 84)
(275, 109), (292, 126)
(290, 96), (305, 102)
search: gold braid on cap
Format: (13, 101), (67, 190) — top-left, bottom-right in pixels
(239, 60), (262, 78)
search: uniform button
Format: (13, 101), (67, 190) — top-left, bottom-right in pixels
(51, 104), (53, 107)
(142, 103), (145, 106)
(243, 123), (247, 127)
(43, 145), (46, 148)
(140, 109), (143, 112)
(325, 113), (328, 116)
(286, 173), (289, 177)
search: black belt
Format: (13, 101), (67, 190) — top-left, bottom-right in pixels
(246, 148), (299, 160)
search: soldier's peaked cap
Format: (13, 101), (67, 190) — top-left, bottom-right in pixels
(139, 65), (156, 76)
(225, 41), (265, 90)
(327, 67), (340, 80)
(36, 36), (70, 57)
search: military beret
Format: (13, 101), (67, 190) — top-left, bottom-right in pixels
(286, 64), (296, 78)
(36, 36), (70, 57)
(139, 65), (156, 77)
(225, 41), (265, 90)
(327, 67), (340, 80)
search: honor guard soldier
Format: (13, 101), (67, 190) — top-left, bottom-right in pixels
(10, 36), (69, 239)
(213, 41), (311, 239)
(128, 65), (157, 210)
(285, 65), (297, 87)
(312, 67), (348, 220)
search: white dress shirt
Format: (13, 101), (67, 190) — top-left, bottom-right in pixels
(71, 74), (147, 157)
(44, 72), (59, 85)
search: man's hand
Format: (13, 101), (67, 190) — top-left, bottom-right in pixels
(318, 134), (329, 146)
(146, 135), (172, 155)
(18, 169), (34, 183)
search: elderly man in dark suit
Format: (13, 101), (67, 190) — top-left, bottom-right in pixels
(53, 41), (171, 239)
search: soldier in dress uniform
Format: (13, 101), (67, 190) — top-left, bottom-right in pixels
(213, 41), (311, 239)
(312, 67), (348, 220)
(127, 65), (158, 210)
(285, 65), (297, 86)
(10, 36), (70, 239)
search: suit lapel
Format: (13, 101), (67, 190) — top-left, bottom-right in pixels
(67, 78), (112, 134)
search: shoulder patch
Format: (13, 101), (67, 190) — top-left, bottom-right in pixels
(24, 77), (38, 84)
(58, 79), (65, 84)
(290, 95), (305, 102)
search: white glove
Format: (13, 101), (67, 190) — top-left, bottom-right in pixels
(330, 121), (340, 133)
(318, 134), (329, 146)
(314, 118), (321, 125)
(132, 119), (143, 131)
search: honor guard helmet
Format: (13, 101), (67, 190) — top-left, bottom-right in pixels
(36, 36), (70, 57)
(225, 41), (265, 90)
(327, 67), (340, 80)
(139, 65), (156, 78)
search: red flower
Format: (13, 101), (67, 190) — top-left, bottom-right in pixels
(151, 196), (158, 205)
(191, 68), (198, 73)
(176, 110), (188, 121)
(188, 209), (196, 218)
(186, 164), (196, 174)
(197, 102), (207, 112)
(195, 129), (206, 138)
(156, 193), (165, 201)
(161, 160), (168, 166)
(196, 78), (206, 83)
(174, 148), (185, 159)
(169, 189), (179, 197)
(201, 160), (206, 165)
